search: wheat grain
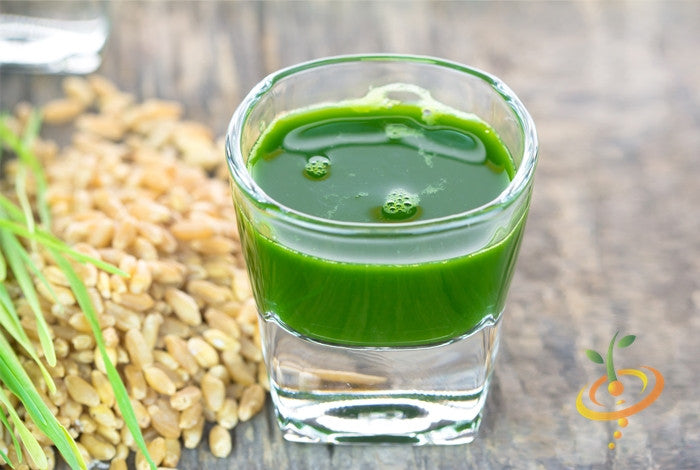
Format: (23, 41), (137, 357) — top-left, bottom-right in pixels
(2, 74), (268, 467)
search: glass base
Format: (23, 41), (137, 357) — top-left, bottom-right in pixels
(261, 313), (502, 445)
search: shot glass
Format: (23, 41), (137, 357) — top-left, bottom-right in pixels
(226, 55), (538, 445)
(0, 0), (109, 73)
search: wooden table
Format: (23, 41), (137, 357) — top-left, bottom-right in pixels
(2, 1), (699, 468)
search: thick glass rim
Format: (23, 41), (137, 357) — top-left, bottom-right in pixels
(226, 53), (538, 236)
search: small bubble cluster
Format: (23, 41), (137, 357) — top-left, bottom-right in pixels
(381, 188), (420, 220)
(304, 155), (331, 179)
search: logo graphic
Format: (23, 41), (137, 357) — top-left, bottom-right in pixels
(576, 332), (664, 449)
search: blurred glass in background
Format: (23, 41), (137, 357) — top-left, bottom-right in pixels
(0, 0), (109, 74)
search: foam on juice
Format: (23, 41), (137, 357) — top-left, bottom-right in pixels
(381, 188), (420, 221)
(304, 155), (331, 179)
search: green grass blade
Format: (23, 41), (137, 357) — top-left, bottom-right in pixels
(14, 241), (64, 332)
(0, 230), (55, 366)
(0, 288), (56, 394)
(0, 286), (31, 345)
(0, 387), (45, 469)
(17, 110), (50, 229)
(0, 194), (27, 222)
(0, 113), (84, 468)
(0, 285), (37, 354)
(2, 259), (68, 393)
(0, 332), (85, 469)
(0, 212), (57, 391)
(0, 112), (40, 176)
(0, 218), (127, 276)
(51, 249), (156, 470)
(0, 118), (41, 191)
(0, 447), (11, 468)
(0, 248), (6, 282)
(0, 406), (22, 466)
(0, 117), (23, 154)
(13, 419), (46, 470)
(0, 110), (51, 232)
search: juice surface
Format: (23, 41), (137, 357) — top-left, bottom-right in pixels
(248, 103), (515, 223)
(240, 102), (524, 346)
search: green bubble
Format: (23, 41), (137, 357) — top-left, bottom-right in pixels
(304, 155), (331, 179)
(382, 188), (420, 220)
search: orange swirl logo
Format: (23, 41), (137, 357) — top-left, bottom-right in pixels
(576, 332), (664, 450)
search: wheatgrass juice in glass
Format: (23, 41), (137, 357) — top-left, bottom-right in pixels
(226, 55), (538, 445)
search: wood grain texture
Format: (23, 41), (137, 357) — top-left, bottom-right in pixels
(1, 1), (699, 468)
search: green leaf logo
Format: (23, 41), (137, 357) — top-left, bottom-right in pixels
(586, 349), (605, 364)
(577, 331), (664, 452)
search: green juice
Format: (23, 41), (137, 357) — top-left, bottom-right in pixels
(238, 102), (525, 346)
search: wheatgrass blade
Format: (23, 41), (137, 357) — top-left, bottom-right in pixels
(0, 286), (31, 350)
(0, 217), (127, 276)
(0, 116), (85, 468)
(0, 288), (26, 348)
(11, 236), (65, 355)
(11, 230), (57, 297)
(0, 386), (45, 469)
(0, 201), (58, 390)
(0, 285), (55, 393)
(0, 331), (84, 469)
(18, 111), (50, 229)
(0, 446), (11, 468)
(0, 299), (54, 392)
(0, 406), (22, 467)
(0, 285), (25, 336)
(0, 248), (6, 282)
(0, 225), (56, 367)
(0, 194), (25, 221)
(0, 114), (49, 229)
(51, 250), (157, 470)
(7, 118), (56, 368)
